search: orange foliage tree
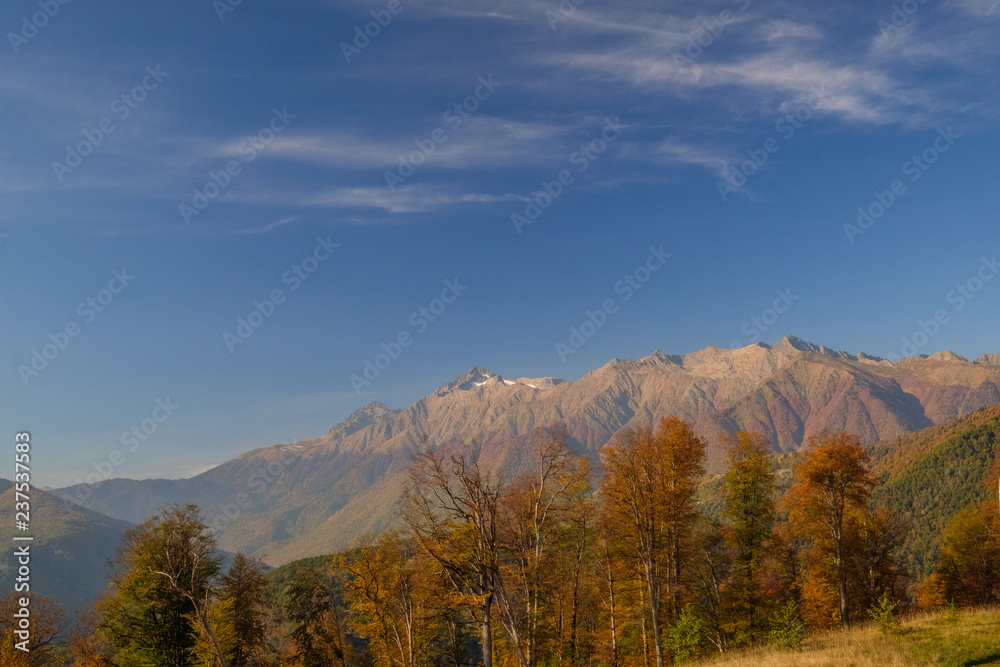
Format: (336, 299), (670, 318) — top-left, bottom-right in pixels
(785, 432), (875, 629)
(599, 417), (706, 667)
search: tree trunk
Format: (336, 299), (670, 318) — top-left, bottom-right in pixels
(194, 602), (228, 667)
(605, 552), (619, 667)
(641, 559), (665, 667)
(482, 598), (494, 667)
(669, 532), (681, 622)
(647, 586), (665, 667)
(836, 548), (850, 629)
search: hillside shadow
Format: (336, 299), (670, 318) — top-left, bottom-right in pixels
(962, 649), (1000, 666)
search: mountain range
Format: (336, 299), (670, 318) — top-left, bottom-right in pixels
(55, 336), (1000, 566)
(0, 480), (133, 615)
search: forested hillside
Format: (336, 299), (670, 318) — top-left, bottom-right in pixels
(871, 405), (1000, 578)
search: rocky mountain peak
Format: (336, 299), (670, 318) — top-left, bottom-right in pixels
(641, 350), (683, 366)
(927, 350), (970, 363)
(434, 367), (566, 395)
(434, 367), (506, 396)
(771, 335), (891, 365)
(774, 335), (813, 352)
(325, 400), (400, 438)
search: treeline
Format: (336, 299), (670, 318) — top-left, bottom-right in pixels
(5, 417), (1000, 666)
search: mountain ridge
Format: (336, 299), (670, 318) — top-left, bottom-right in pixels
(55, 336), (1000, 566)
(0, 479), (134, 615)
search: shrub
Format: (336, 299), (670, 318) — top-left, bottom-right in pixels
(767, 600), (807, 650)
(869, 592), (903, 636)
(942, 600), (961, 626)
(666, 604), (703, 664)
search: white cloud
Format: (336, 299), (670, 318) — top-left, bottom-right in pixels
(219, 182), (522, 214)
(757, 20), (824, 41)
(301, 185), (523, 213)
(210, 117), (576, 171)
(655, 141), (731, 177)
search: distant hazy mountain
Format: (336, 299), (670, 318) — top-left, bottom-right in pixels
(56, 337), (1000, 566)
(0, 480), (133, 616)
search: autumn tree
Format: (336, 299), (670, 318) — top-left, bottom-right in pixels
(785, 432), (875, 629)
(342, 531), (457, 667)
(0, 592), (63, 666)
(543, 458), (599, 667)
(599, 417), (706, 667)
(594, 529), (626, 667)
(850, 504), (907, 614)
(99, 504), (223, 666)
(196, 554), (272, 666)
(720, 432), (777, 645)
(937, 448), (1000, 605)
(936, 501), (1000, 606)
(144, 505), (228, 666)
(403, 447), (503, 667)
(497, 427), (594, 667)
(67, 602), (119, 666)
(283, 565), (348, 667)
(689, 517), (730, 654)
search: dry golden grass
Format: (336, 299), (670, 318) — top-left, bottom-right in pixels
(690, 607), (1000, 667)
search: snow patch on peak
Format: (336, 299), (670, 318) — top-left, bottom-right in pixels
(435, 367), (566, 396)
(512, 377), (564, 390)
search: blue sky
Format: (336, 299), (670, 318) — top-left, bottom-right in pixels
(2, 0), (999, 486)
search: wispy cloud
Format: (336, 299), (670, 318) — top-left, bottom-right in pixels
(210, 117), (577, 171)
(216, 182), (522, 214)
(757, 20), (824, 42)
(238, 216), (300, 234)
(655, 140), (731, 177)
(301, 185), (524, 213)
